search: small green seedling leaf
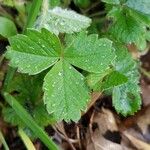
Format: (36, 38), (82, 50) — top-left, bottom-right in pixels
(34, 7), (91, 35)
(0, 16), (17, 38)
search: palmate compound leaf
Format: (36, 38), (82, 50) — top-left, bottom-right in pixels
(6, 29), (115, 121)
(34, 7), (91, 35)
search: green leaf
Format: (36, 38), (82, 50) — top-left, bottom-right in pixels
(113, 83), (141, 116)
(128, 8), (150, 25)
(6, 29), (115, 121)
(33, 104), (56, 127)
(110, 9), (146, 45)
(112, 44), (141, 116)
(0, 17), (17, 38)
(86, 68), (112, 91)
(34, 7), (91, 35)
(126, 0), (150, 15)
(64, 32), (115, 73)
(101, 71), (128, 90)
(43, 60), (90, 121)
(102, 0), (120, 5)
(6, 29), (60, 75)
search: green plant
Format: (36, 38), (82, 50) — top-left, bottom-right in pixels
(1, 0), (150, 149)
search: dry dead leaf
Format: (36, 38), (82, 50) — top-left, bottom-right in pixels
(124, 132), (150, 150)
(86, 108), (131, 150)
(141, 80), (150, 106)
(136, 106), (150, 136)
(87, 128), (126, 150)
(93, 108), (118, 134)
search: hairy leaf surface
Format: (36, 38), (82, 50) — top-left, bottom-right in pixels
(6, 29), (60, 75)
(43, 60), (90, 121)
(65, 32), (115, 73)
(34, 7), (91, 35)
(6, 29), (115, 121)
(112, 44), (141, 116)
(126, 0), (150, 15)
(110, 10), (145, 45)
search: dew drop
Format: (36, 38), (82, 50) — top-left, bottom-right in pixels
(58, 72), (62, 76)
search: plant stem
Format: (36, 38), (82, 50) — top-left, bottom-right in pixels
(18, 128), (36, 150)
(3, 93), (58, 150)
(0, 130), (9, 150)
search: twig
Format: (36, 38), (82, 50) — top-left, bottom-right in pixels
(53, 126), (78, 143)
(89, 11), (106, 18)
(76, 126), (82, 149)
(83, 1), (101, 13)
(54, 123), (76, 150)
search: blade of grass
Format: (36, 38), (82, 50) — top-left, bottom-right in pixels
(18, 128), (36, 150)
(24, 0), (43, 30)
(3, 92), (58, 150)
(0, 130), (9, 150)
(3, 67), (16, 92)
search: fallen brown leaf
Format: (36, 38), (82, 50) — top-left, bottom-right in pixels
(124, 132), (150, 150)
